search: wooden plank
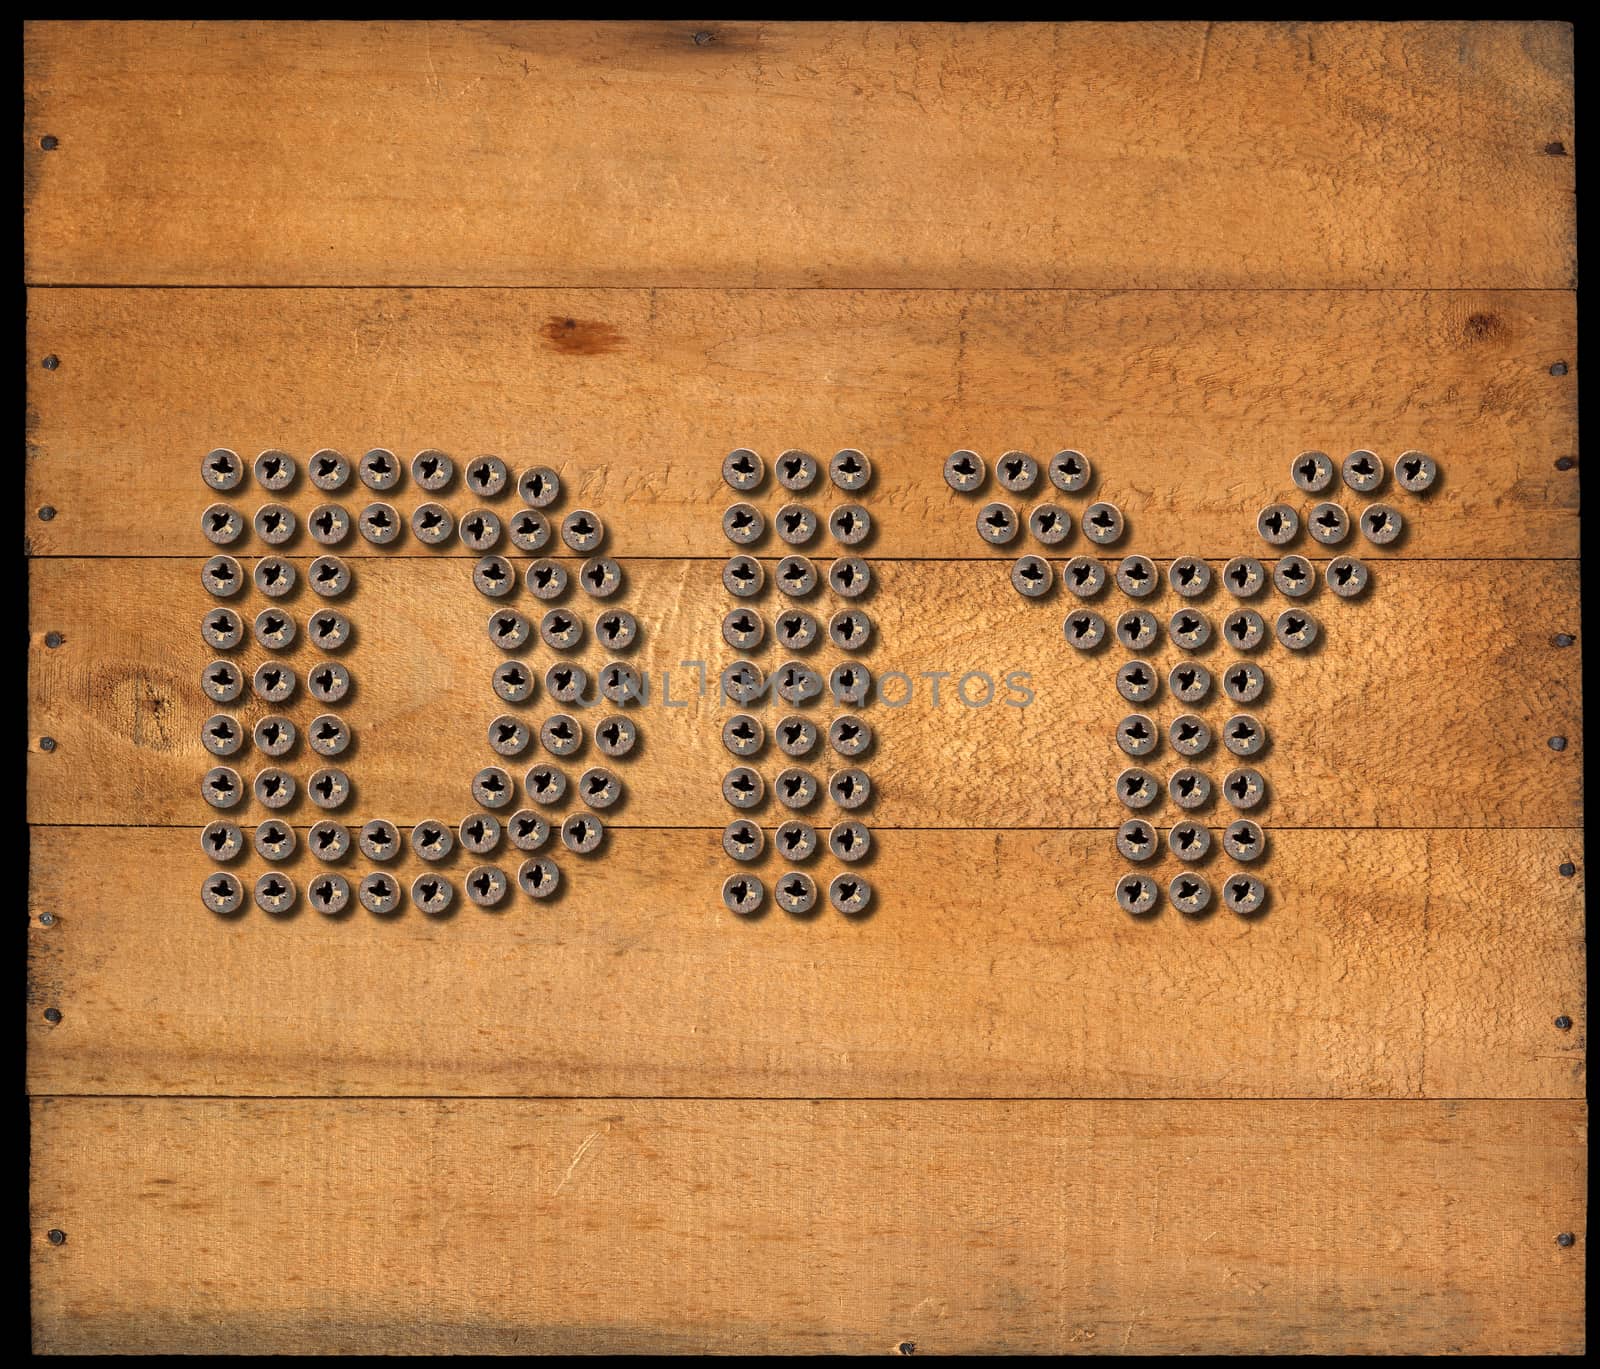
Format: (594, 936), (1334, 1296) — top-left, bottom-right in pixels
(23, 286), (1579, 560)
(29, 1098), (1587, 1354)
(26, 826), (1585, 1100)
(27, 557), (1583, 830)
(22, 22), (1575, 289)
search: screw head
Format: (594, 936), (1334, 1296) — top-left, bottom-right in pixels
(1550, 361), (1569, 376)
(1558, 861), (1577, 877)
(43, 631), (63, 648)
(1555, 456), (1577, 471)
(38, 912), (55, 926)
(43, 1007), (62, 1024)
(1556, 1232), (1576, 1248)
(38, 736), (57, 753)
(39, 135), (58, 150)
(37, 505), (56, 521)
(1552, 633), (1576, 648)
(1554, 1015), (1573, 1031)
(46, 1229), (66, 1245)
(1549, 736), (1569, 752)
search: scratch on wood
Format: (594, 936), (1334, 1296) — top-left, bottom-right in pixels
(551, 1126), (606, 1196)
(1195, 22), (1215, 84)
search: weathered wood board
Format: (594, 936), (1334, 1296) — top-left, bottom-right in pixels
(23, 18), (1583, 1358)
(24, 287), (1579, 560)
(27, 557), (1583, 829)
(29, 1099), (1588, 1355)
(27, 827), (1585, 1099)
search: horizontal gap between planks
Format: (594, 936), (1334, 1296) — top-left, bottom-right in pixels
(21, 554), (1585, 564)
(23, 823), (1588, 834)
(24, 1094), (1587, 1103)
(21, 283), (1586, 294)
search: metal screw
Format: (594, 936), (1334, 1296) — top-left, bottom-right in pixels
(1168, 768), (1212, 810)
(1550, 361), (1569, 377)
(309, 503), (354, 546)
(828, 767), (872, 811)
(37, 505), (57, 521)
(44, 1007), (63, 1024)
(944, 450), (986, 493)
(252, 607), (297, 652)
(526, 558), (570, 601)
(1222, 609), (1266, 651)
(829, 819), (872, 862)
(722, 873), (765, 916)
(1168, 821), (1212, 862)
(1114, 609), (1160, 651)
(253, 872), (298, 915)
(517, 465), (561, 508)
(723, 820), (764, 862)
(977, 502), (1019, 546)
(201, 714), (244, 758)
(1168, 662), (1211, 704)
(724, 555), (765, 598)
(411, 449), (454, 492)
(412, 502), (456, 545)
(1552, 633), (1576, 648)
(723, 713), (766, 758)
(507, 810), (551, 852)
(775, 871), (818, 915)
(1223, 819), (1265, 862)
(202, 503), (244, 546)
(308, 872), (352, 916)
(358, 819), (400, 862)
(46, 1228), (66, 1245)
(1081, 502), (1124, 545)
(1308, 503), (1350, 546)
(1064, 609), (1107, 651)
(252, 556), (297, 598)
(1115, 661), (1159, 704)
(486, 609), (533, 652)
(308, 820), (352, 861)
(1168, 608), (1211, 652)
(1291, 451), (1334, 493)
(305, 661), (349, 704)
(200, 820), (244, 862)
(1223, 767), (1267, 810)
(1554, 1015), (1573, 1031)
(459, 508), (502, 551)
(307, 767), (350, 810)
(561, 811), (605, 855)
(1325, 556), (1369, 598)
(463, 455), (507, 497)
(1116, 818), (1157, 861)
(1167, 556), (1211, 598)
(828, 873), (873, 915)
(459, 812), (502, 856)
(43, 630), (63, 648)
(1063, 556), (1107, 598)
(829, 448), (872, 492)
(251, 661), (297, 704)
(1116, 767), (1159, 811)
(356, 448), (400, 491)
(1360, 503), (1403, 545)
(358, 872), (402, 915)
(1222, 873), (1267, 916)
(1117, 713), (1159, 758)
(578, 766), (622, 811)
(775, 715), (820, 758)
(465, 866), (510, 909)
(775, 555), (818, 598)
(775, 767), (820, 811)
(1169, 873), (1212, 916)
(1116, 874), (1159, 915)
(506, 509), (550, 554)
(721, 661), (766, 706)
(561, 509), (605, 554)
(1272, 555), (1315, 598)
(724, 448), (764, 491)
(1549, 736), (1568, 752)
(1222, 714), (1266, 757)
(201, 871), (245, 914)
(1223, 556), (1266, 599)
(995, 451), (1040, 493)
(1049, 449), (1092, 493)
(358, 501), (401, 545)
(254, 502), (297, 545)
(1028, 503), (1072, 546)
(251, 714), (296, 758)
(724, 502), (766, 545)
(829, 609), (873, 651)
(524, 763), (567, 807)
(253, 449), (297, 492)
(38, 912), (56, 926)
(775, 608), (819, 650)
(411, 873), (456, 916)
(474, 760), (516, 808)
(826, 662), (866, 705)
(1115, 555), (1157, 598)
(1342, 450), (1385, 493)
(1168, 714), (1211, 758)
(829, 714), (872, 758)
(1555, 456), (1577, 471)
(1395, 451), (1438, 493)
(723, 765), (765, 809)
(202, 448), (244, 492)
(775, 449), (820, 492)
(1556, 1232), (1576, 1248)
(518, 857), (562, 900)
(774, 820), (818, 862)
(1274, 609), (1319, 651)
(1257, 504), (1299, 546)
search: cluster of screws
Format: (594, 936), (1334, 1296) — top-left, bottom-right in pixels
(942, 448), (1122, 595)
(1108, 449), (1442, 917)
(718, 449), (878, 917)
(197, 447), (632, 915)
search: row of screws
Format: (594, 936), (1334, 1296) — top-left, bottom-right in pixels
(202, 501), (605, 551)
(1016, 553), (1369, 601)
(203, 448), (564, 503)
(201, 862), (564, 915)
(722, 870), (872, 916)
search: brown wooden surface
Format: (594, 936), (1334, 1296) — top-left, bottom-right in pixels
(28, 557), (1583, 830)
(30, 1098), (1587, 1355)
(24, 287), (1579, 560)
(27, 826), (1585, 1100)
(23, 19), (1583, 1358)
(22, 22), (1575, 289)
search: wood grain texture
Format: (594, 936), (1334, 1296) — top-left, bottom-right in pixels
(29, 1098), (1587, 1354)
(26, 826), (1585, 1100)
(21, 22), (1575, 289)
(24, 287), (1579, 560)
(27, 557), (1583, 829)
